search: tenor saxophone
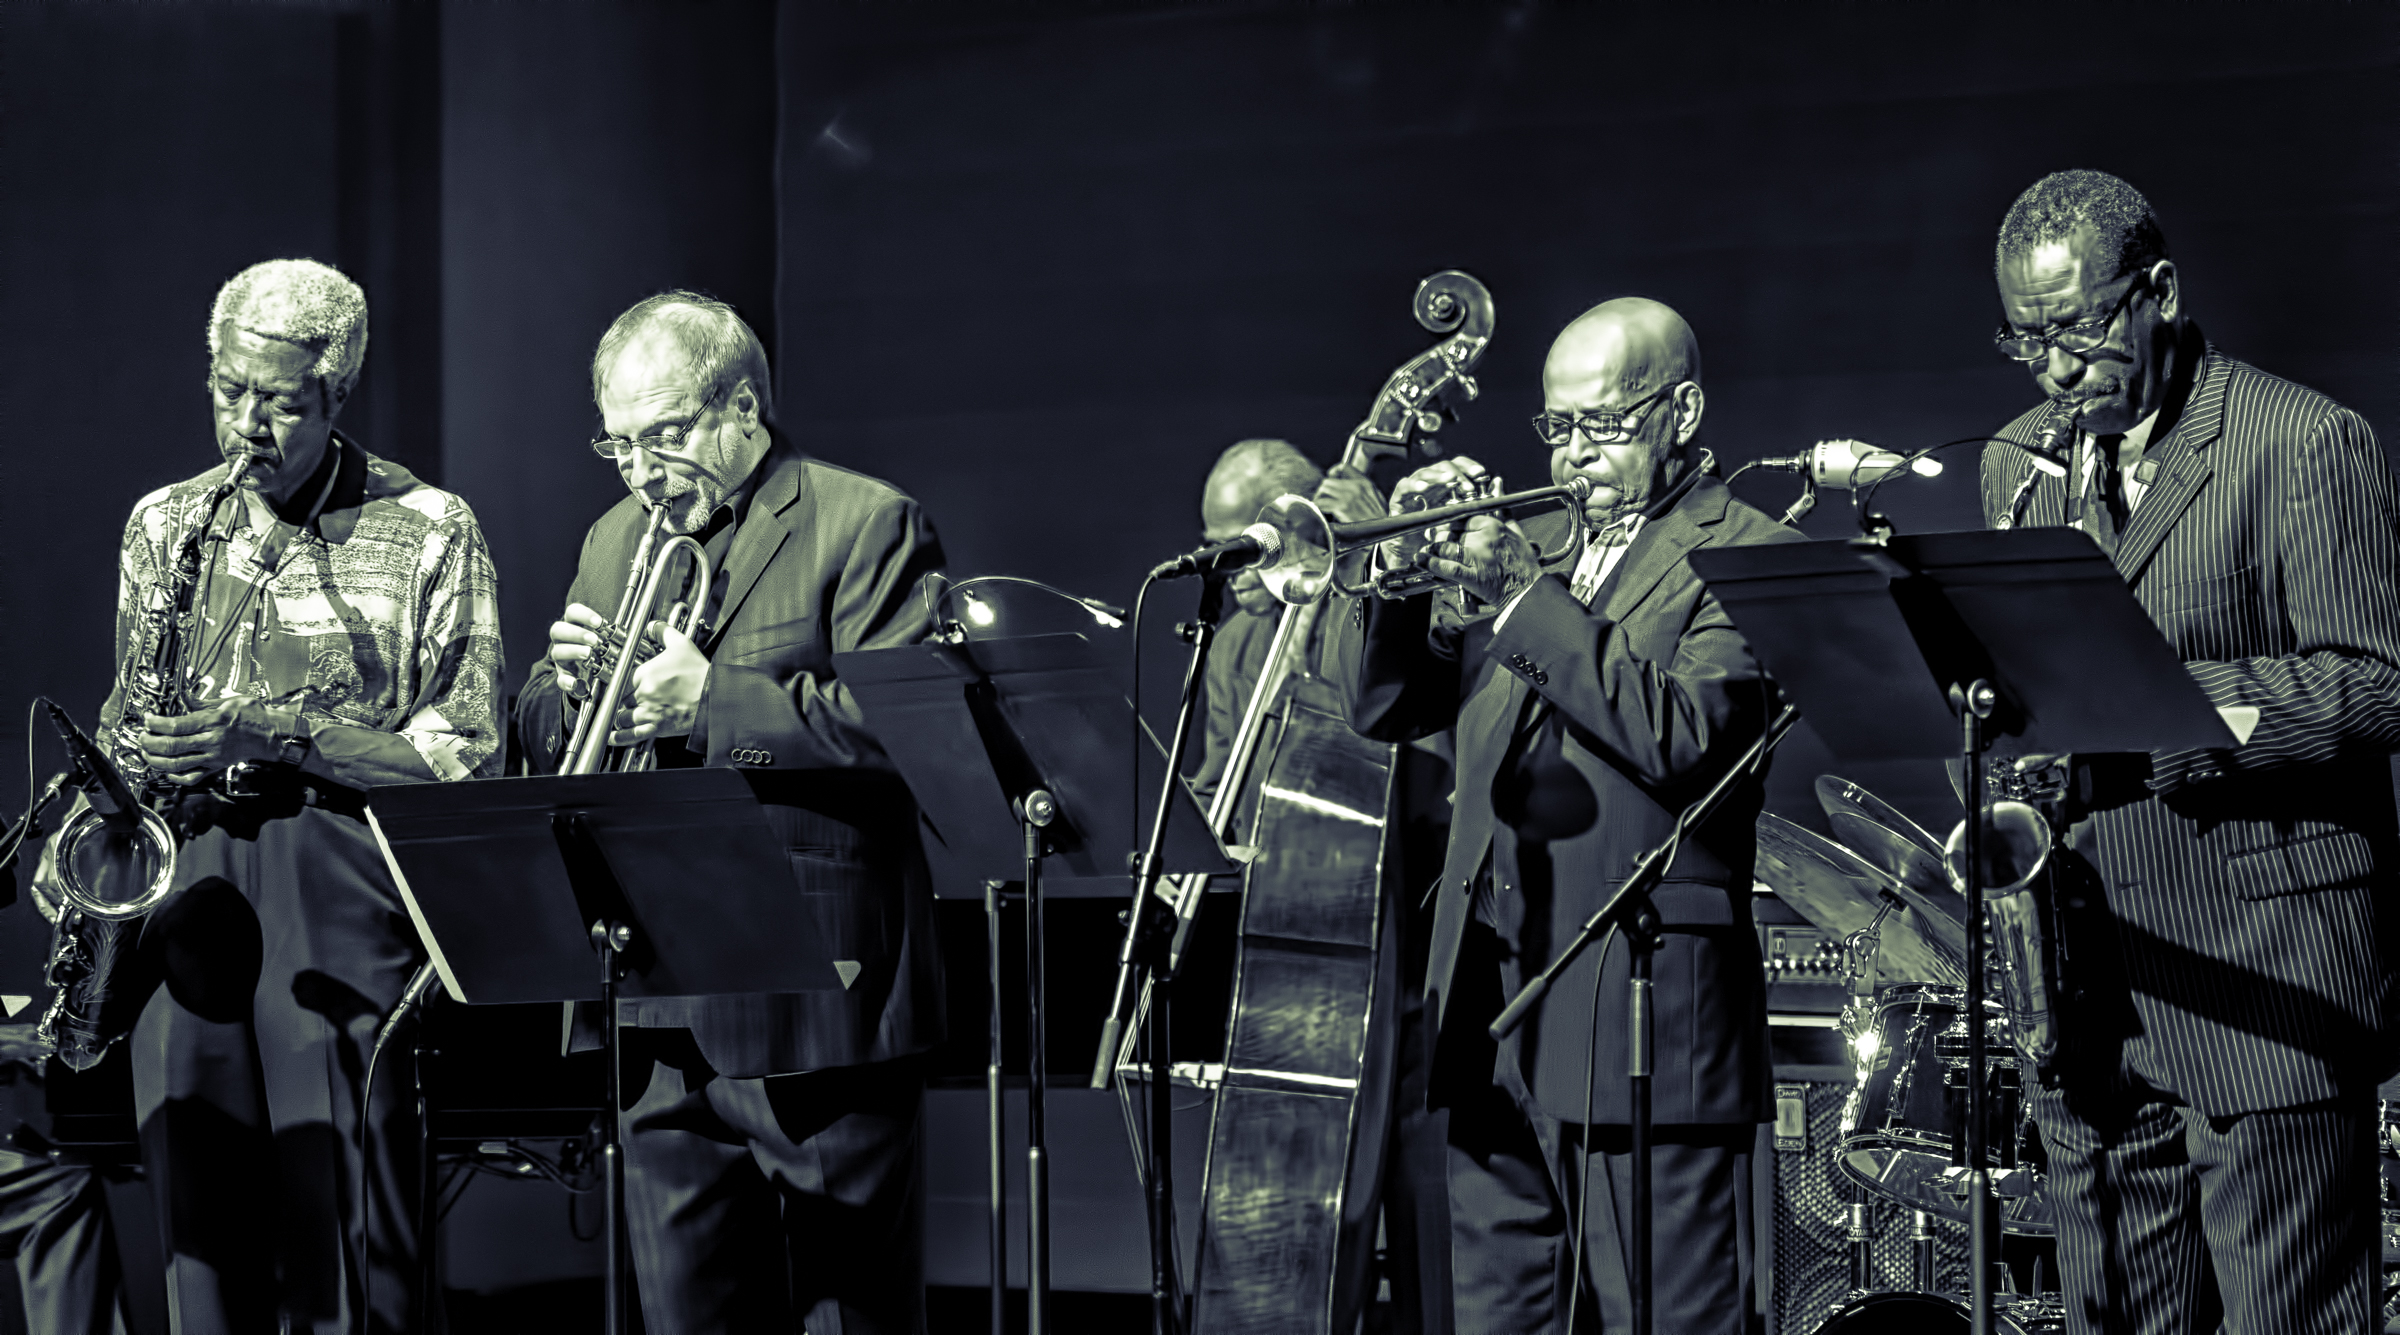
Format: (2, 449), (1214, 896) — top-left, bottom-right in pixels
(36, 458), (253, 1070)
(1943, 758), (2072, 1079)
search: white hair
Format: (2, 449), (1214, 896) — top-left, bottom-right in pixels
(208, 258), (370, 400)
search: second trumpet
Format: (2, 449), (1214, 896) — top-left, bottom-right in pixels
(562, 505), (713, 775)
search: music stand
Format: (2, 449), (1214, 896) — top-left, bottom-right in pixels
(1689, 526), (2233, 1335)
(365, 768), (850, 1335)
(834, 632), (1228, 1335)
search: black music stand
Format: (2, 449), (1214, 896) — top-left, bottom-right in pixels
(364, 768), (851, 1335)
(1688, 526), (2233, 1335)
(834, 633), (1228, 1335)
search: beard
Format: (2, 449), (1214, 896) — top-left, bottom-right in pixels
(650, 471), (725, 535)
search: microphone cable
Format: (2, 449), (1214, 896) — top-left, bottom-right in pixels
(354, 964), (441, 1335)
(1564, 919), (1623, 1335)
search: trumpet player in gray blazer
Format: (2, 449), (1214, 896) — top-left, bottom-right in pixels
(517, 291), (946, 1334)
(1980, 170), (2400, 1334)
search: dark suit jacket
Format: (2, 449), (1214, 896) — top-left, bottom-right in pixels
(1980, 340), (2400, 1116)
(519, 440), (948, 1079)
(1329, 474), (1801, 1124)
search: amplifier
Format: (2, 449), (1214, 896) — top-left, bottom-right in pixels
(1760, 1070), (1970, 1335)
(1756, 888), (1847, 1016)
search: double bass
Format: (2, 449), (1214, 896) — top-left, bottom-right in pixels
(1187, 272), (1494, 1334)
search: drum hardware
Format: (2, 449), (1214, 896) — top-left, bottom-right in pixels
(1846, 1202), (1875, 1294)
(1811, 1290), (2067, 1333)
(1911, 1210), (1938, 1295)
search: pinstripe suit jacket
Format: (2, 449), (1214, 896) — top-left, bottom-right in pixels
(519, 440), (949, 1078)
(1980, 342), (2400, 1116)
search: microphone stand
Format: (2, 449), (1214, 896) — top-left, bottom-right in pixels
(1094, 579), (1231, 1335)
(1489, 701), (1801, 1335)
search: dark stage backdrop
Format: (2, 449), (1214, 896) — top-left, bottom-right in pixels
(1, 0), (2395, 861)
(769, 1), (2400, 838)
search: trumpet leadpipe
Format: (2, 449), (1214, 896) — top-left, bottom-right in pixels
(1326, 476), (1594, 551)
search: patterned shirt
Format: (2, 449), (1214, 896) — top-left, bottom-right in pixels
(102, 437), (505, 784)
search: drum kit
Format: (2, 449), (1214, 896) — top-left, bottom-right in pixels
(1757, 774), (2066, 1332)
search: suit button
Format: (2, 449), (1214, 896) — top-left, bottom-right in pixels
(1533, 670), (1549, 686)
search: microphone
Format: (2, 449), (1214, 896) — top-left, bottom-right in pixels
(373, 962), (444, 1052)
(1749, 439), (1943, 489)
(1149, 522), (1282, 582)
(40, 699), (140, 836)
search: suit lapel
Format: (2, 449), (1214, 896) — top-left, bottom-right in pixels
(2113, 349), (2228, 587)
(1517, 478), (1722, 735)
(1600, 480), (1719, 623)
(704, 449), (803, 648)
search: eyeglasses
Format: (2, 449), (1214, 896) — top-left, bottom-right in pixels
(589, 384), (723, 462)
(1993, 272), (2146, 364)
(1531, 383), (1678, 448)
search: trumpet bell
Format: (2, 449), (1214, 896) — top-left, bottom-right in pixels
(55, 803), (179, 920)
(1258, 493), (1335, 607)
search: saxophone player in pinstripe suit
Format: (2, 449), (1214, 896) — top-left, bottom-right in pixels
(1981, 169), (2400, 1334)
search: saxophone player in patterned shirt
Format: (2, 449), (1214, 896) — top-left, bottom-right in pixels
(36, 258), (505, 1335)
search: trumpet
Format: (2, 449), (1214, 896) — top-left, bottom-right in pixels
(1256, 475), (1593, 607)
(562, 505), (713, 775)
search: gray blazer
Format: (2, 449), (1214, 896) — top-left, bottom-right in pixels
(520, 439), (947, 1078)
(1981, 339), (2400, 1116)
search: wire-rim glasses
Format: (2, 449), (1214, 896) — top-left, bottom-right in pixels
(1531, 382), (1678, 448)
(1993, 272), (2147, 364)
(589, 383), (725, 462)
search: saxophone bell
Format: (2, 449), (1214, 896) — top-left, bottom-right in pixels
(1944, 790), (2062, 1075)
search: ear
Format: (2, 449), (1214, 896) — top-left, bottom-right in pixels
(1671, 381), (1705, 448)
(729, 378), (762, 431)
(321, 377), (350, 422)
(2148, 260), (2180, 324)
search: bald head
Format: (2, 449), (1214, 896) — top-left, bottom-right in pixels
(1539, 298), (1706, 528)
(1542, 297), (1701, 404)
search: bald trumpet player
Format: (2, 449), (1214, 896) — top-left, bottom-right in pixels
(516, 291), (946, 1335)
(1328, 298), (1801, 1333)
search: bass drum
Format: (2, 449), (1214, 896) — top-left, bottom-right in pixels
(1813, 1292), (2064, 1333)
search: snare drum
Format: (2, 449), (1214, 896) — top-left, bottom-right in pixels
(1838, 984), (2053, 1235)
(1813, 1291), (2064, 1333)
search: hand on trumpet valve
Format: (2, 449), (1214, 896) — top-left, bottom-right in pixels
(609, 619), (709, 746)
(1424, 513), (1542, 607)
(547, 603), (610, 701)
(139, 701), (304, 785)
(1382, 456), (1494, 570)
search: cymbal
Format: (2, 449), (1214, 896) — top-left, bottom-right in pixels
(1817, 775), (1944, 876)
(1816, 775), (1970, 939)
(1754, 813), (1961, 985)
